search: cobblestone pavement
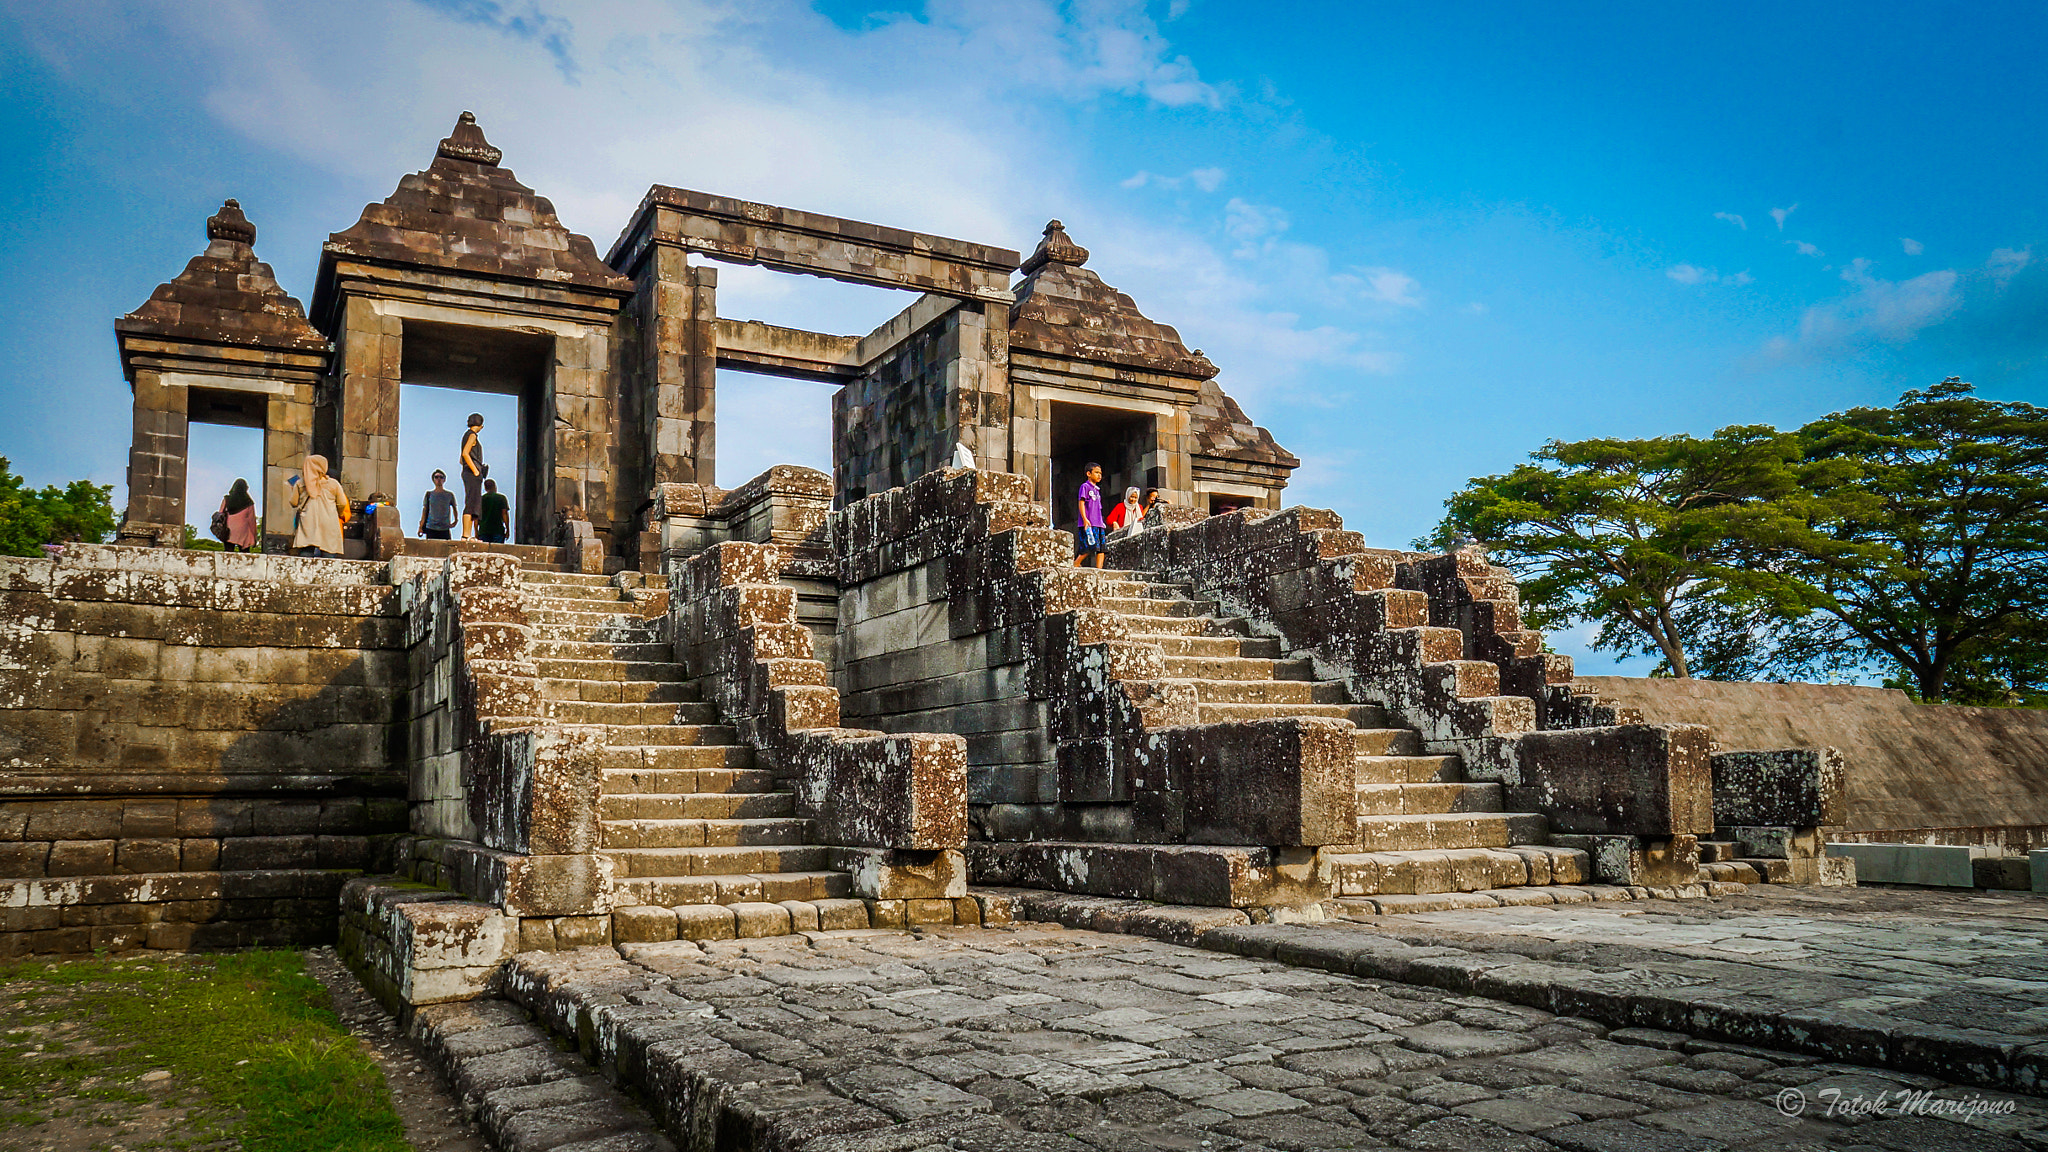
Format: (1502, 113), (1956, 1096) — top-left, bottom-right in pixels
(496, 921), (2048, 1152)
(1318, 885), (2048, 1038)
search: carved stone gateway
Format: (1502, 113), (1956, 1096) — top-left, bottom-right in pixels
(6, 112), (1899, 984)
(117, 113), (1300, 559)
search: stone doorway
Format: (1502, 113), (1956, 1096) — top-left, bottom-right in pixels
(396, 320), (548, 544)
(1048, 400), (1156, 533)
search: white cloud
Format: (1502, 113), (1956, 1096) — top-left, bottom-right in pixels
(1901, 237), (1924, 255)
(1463, 301), (1488, 315)
(1989, 246), (2033, 283)
(1713, 211), (1746, 230)
(1770, 204), (1798, 231)
(1765, 262), (1961, 360)
(1666, 263), (1750, 287)
(1122, 166), (1226, 192)
(1790, 240), (1823, 257)
(1347, 267), (1422, 308)
(14, 0), (1407, 432)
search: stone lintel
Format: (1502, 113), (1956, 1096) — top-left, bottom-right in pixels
(117, 341), (330, 388)
(1010, 353), (1205, 399)
(312, 256), (629, 335)
(714, 318), (861, 381)
(610, 190), (1019, 302)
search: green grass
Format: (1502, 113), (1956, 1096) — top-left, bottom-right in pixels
(0, 949), (410, 1151)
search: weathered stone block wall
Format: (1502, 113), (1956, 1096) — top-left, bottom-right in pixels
(834, 302), (1007, 504)
(835, 468), (1358, 854)
(671, 540), (969, 898)
(1580, 677), (2048, 840)
(0, 545), (407, 954)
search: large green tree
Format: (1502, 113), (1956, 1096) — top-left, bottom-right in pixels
(1428, 427), (1853, 678)
(1783, 379), (2048, 702)
(0, 456), (115, 556)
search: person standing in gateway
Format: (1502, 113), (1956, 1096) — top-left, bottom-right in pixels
(459, 413), (487, 540)
(418, 470), (457, 540)
(1074, 462), (1106, 569)
(478, 478), (510, 544)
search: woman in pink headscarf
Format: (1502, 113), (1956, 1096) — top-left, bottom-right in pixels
(288, 454), (350, 558)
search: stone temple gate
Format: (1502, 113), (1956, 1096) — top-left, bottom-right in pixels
(7, 113), (1861, 1027)
(114, 112), (1296, 558)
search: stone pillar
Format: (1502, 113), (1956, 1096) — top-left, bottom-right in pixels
(645, 249), (718, 488)
(336, 296), (400, 503)
(551, 328), (612, 539)
(118, 373), (188, 547)
(956, 301), (1012, 470)
(263, 383), (315, 553)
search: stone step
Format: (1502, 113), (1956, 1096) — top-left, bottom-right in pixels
(1100, 596), (1211, 618)
(532, 621), (668, 643)
(410, 539), (563, 564)
(1354, 729), (1425, 757)
(600, 764), (773, 794)
(1180, 678), (1349, 705)
(535, 658), (688, 683)
(599, 791), (794, 820)
(1325, 845), (1592, 896)
(601, 817), (814, 849)
(592, 724), (743, 748)
(1159, 655), (1314, 681)
(530, 640), (674, 662)
(1124, 616), (1218, 637)
(614, 870), (852, 907)
(1194, 702), (1384, 724)
(532, 604), (656, 623)
(520, 570), (619, 586)
(526, 583), (632, 602)
(543, 700), (721, 725)
(541, 679), (696, 705)
(604, 845), (829, 878)
(1355, 754), (1462, 783)
(1341, 812), (1549, 853)
(1355, 781), (1503, 816)
(1154, 635), (1282, 659)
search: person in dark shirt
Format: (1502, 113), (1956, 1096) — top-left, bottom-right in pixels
(459, 413), (486, 539)
(478, 478), (511, 544)
(419, 470), (457, 539)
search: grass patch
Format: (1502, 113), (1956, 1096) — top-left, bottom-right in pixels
(0, 949), (410, 1151)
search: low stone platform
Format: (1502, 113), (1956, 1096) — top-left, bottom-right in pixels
(1207, 884), (2048, 1095)
(445, 921), (2044, 1151)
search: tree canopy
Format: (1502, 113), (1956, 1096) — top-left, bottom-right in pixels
(0, 456), (114, 556)
(1431, 380), (2048, 705)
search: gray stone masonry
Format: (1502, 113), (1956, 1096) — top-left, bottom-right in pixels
(454, 916), (2048, 1150)
(0, 544), (405, 955)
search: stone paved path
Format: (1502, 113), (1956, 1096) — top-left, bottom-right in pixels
(1318, 885), (2048, 1038)
(497, 921), (2048, 1151)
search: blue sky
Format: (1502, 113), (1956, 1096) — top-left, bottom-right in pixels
(2, 1), (2044, 675)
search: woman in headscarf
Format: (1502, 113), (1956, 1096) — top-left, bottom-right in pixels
(288, 454), (350, 558)
(219, 478), (258, 552)
(1106, 486), (1145, 539)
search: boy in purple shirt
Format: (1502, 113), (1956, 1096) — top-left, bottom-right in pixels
(1074, 463), (1106, 568)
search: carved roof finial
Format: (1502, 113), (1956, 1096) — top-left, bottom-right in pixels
(437, 110), (503, 166)
(1020, 219), (1090, 275)
(206, 198), (256, 245)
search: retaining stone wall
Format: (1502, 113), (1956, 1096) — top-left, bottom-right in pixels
(0, 545), (407, 954)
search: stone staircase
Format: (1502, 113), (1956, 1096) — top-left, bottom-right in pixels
(1085, 567), (1590, 899)
(516, 569), (863, 934)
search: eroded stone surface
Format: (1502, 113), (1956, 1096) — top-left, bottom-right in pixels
(494, 922), (2048, 1151)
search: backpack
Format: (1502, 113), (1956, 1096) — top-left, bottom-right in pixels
(209, 507), (231, 543)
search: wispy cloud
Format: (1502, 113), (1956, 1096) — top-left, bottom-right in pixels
(1990, 246), (2033, 283)
(1713, 211), (1746, 230)
(1764, 260), (1961, 360)
(1666, 263), (1752, 287)
(1790, 240), (1823, 257)
(1122, 166), (1227, 192)
(1901, 237), (1924, 255)
(1770, 204), (1798, 231)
